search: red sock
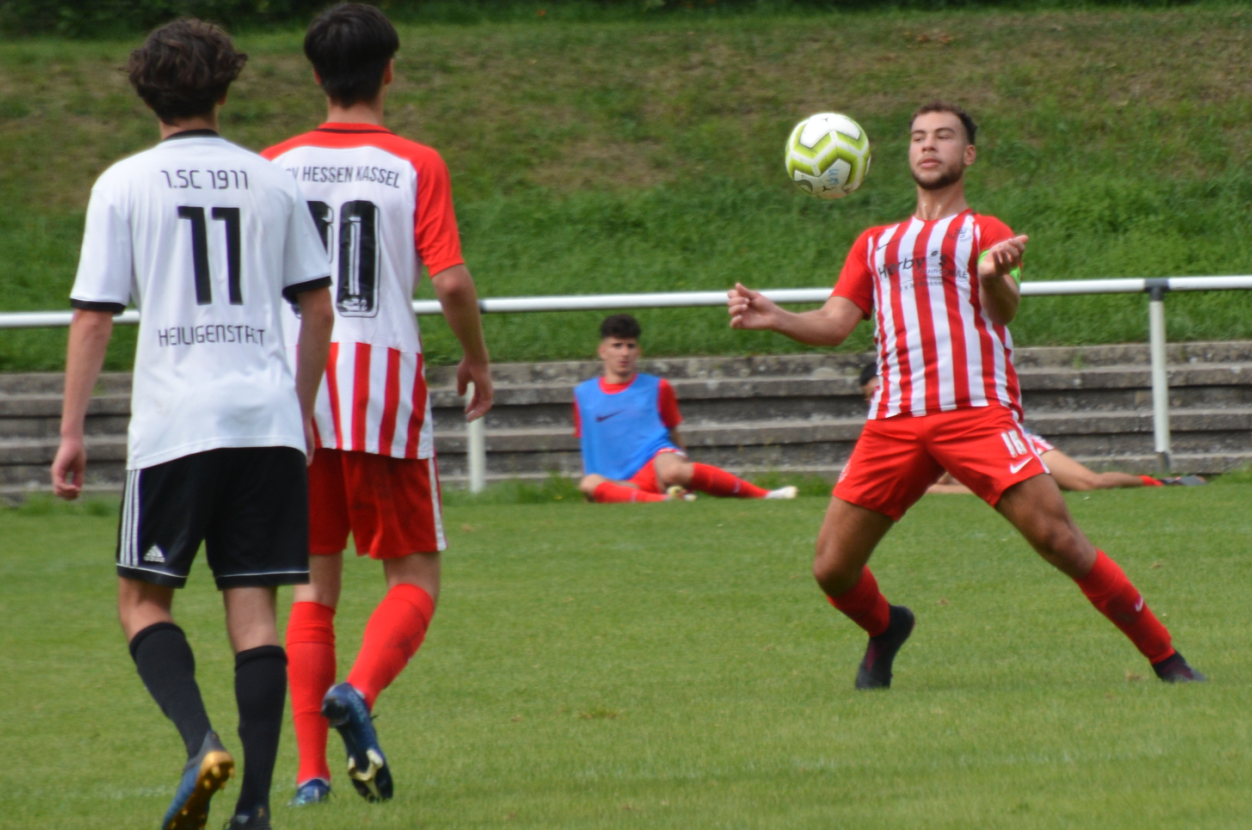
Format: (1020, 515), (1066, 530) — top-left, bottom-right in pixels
(592, 481), (667, 503)
(1138, 475), (1164, 487)
(347, 584), (436, 710)
(827, 567), (892, 637)
(1075, 550), (1174, 664)
(687, 463), (769, 499)
(286, 601), (336, 784)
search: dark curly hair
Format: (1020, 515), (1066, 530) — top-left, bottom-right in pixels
(127, 19), (247, 124)
(910, 100), (977, 146)
(600, 314), (641, 340)
(305, 4), (399, 107)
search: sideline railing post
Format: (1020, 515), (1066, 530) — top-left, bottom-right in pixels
(1147, 279), (1171, 473)
(465, 382), (487, 494)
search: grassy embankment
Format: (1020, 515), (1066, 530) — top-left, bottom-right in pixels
(3, 485), (1252, 828)
(1, 6), (1250, 371)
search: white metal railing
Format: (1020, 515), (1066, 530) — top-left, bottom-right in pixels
(5, 275), (1252, 486)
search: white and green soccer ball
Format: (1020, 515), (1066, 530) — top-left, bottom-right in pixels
(784, 112), (871, 199)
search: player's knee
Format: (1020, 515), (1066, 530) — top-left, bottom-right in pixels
(657, 459), (692, 488)
(579, 475), (604, 496)
(812, 550), (859, 596)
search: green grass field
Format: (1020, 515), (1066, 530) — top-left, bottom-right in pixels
(3, 485), (1250, 829)
(1, 5), (1251, 371)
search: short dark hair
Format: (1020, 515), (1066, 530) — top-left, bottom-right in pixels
(911, 100), (977, 146)
(305, 3), (399, 107)
(600, 314), (641, 340)
(127, 19), (247, 123)
(858, 361), (878, 388)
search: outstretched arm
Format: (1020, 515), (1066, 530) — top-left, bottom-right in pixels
(977, 235), (1028, 326)
(728, 283), (864, 347)
(52, 309), (114, 499)
(430, 264), (493, 421)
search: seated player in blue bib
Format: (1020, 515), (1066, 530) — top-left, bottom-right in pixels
(574, 314), (797, 503)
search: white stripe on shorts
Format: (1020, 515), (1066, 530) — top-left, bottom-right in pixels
(428, 457), (447, 551)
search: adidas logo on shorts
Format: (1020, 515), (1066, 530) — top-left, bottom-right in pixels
(143, 545), (166, 564)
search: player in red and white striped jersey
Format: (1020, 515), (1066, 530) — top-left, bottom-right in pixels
(262, 5), (493, 805)
(730, 102), (1203, 688)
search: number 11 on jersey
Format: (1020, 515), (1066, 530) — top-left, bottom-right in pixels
(178, 205), (243, 306)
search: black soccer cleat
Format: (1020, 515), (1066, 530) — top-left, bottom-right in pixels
(855, 605), (915, 690)
(222, 806), (271, 830)
(1152, 651), (1207, 683)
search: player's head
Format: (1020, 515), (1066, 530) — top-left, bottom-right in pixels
(908, 101), (977, 191)
(858, 362), (879, 402)
(598, 314), (641, 378)
(127, 19), (247, 125)
(305, 3), (399, 107)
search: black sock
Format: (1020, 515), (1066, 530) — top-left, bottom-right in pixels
(129, 622), (213, 759)
(233, 645), (287, 817)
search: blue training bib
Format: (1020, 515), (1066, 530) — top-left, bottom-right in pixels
(575, 373), (678, 480)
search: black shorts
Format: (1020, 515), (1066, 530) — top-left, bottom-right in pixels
(116, 447), (310, 590)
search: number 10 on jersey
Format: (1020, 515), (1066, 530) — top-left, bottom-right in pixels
(308, 200), (381, 318)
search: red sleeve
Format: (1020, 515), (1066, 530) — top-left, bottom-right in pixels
(976, 214), (1016, 252)
(413, 150), (465, 276)
(572, 398), (581, 438)
(831, 228), (876, 319)
(658, 379), (682, 429)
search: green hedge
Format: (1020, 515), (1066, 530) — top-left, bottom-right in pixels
(0, 0), (1201, 38)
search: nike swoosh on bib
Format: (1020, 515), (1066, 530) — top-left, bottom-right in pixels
(595, 411), (624, 422)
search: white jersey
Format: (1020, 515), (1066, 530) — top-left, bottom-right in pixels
(263, 124), (465, 460)
(71, 131), (331, 470)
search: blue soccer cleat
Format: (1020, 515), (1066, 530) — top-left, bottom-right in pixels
(161, 731), (234, 830)
(321, 683), (393, 802)
(288, 777), (332, 806)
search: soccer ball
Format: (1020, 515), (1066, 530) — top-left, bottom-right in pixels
(784, 112), (871, 199)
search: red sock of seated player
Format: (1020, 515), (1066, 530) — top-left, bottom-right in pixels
(592, 481), (667, 503)
(827, 567), (892, 638)
(1075, 550), (1174, 664)
(1138, 475), (1165, 487)
(286, 601), (336, 784)
(686, 463), (769, 499)
(347, 584), (436, 710)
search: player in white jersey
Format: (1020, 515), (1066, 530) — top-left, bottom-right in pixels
(261, 4), (493, 806)
(51, 20), (334, 830)
(730, 102), (1203, 689)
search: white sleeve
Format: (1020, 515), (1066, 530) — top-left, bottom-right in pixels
(70, 177), (133, 312)
(281, 182), (332, 301)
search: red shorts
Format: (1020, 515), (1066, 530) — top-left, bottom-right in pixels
(1027, 432), (1056, 455)
(625, 448), (686, 494)
(308, 449), (446, 559)
(835, 406), (1049, 521)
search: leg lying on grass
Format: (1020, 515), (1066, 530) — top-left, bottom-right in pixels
(653, 454), (794, 500)
(995, 474), (1205, 682)
(580, 474), (670, 503)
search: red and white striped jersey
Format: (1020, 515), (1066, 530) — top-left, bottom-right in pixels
(262, 124), (465, 459)
(833, 210), (1023, 421)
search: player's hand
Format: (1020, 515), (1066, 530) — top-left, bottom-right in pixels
(978, 235), (1029, 281)
(728, 283), (781, 331)
(303, 416), (317, 466)
(458, 358), (494, 422)
(51, 435), (86, 500)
